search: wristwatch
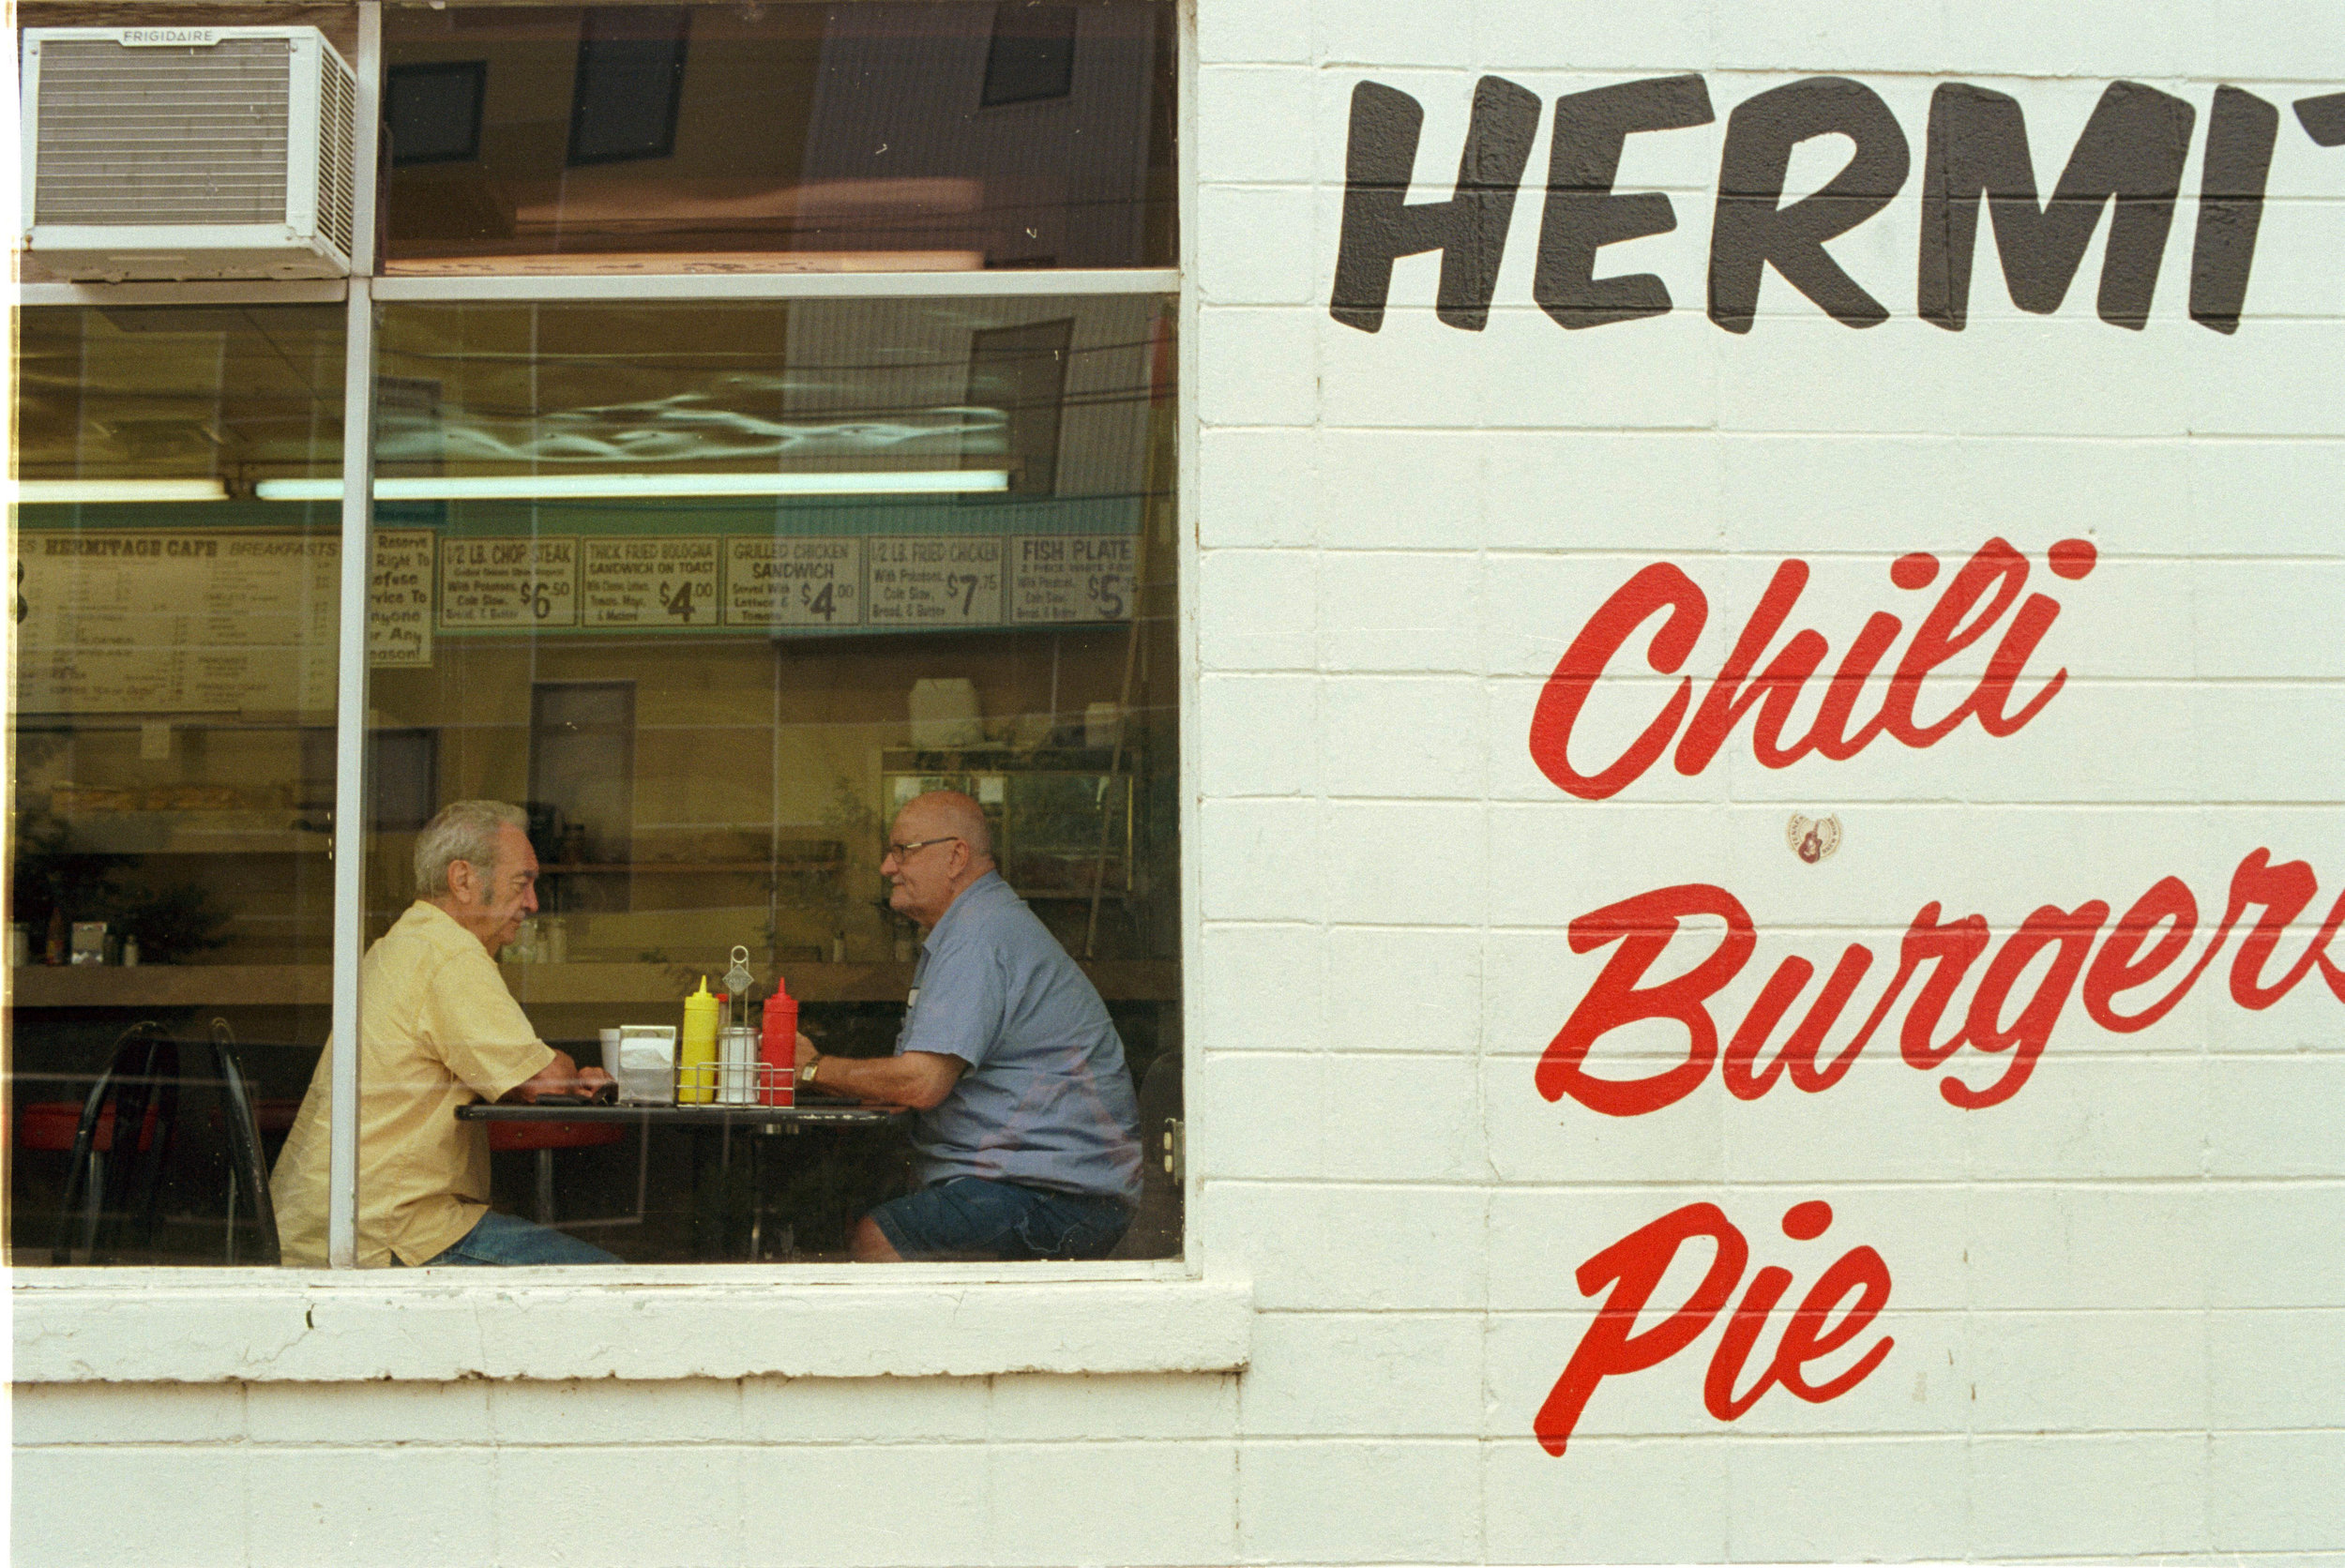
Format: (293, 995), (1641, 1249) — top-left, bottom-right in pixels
(798, 1054), (821, 1088)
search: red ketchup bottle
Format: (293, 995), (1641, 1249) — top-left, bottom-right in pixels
(759, 980), (797, 1106)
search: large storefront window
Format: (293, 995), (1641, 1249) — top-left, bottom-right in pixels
(8, 0), (1182, 1270)
(354, 294), (1179, 1261)
(8, 305), (347, 1263)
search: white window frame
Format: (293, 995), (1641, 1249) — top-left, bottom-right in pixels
(12, 0), (1246, 1385)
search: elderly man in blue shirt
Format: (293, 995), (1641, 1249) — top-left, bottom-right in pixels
(794, 789), (1142, 1260)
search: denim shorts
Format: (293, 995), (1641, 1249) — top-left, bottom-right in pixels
(869, 1176), (1132, 1261)
(407, 1208), (622, 1266)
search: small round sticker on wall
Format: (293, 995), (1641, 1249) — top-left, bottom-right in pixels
(1787, 813), (1842, 864)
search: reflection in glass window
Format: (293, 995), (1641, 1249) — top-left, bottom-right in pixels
(349, 295), (1180, 1261)
(7, 305), (346, 1265)
(382, 0), (1177, 271)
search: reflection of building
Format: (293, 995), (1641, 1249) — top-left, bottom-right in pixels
(797, 2), (1172, 266)
(382, 2), (1173, 267)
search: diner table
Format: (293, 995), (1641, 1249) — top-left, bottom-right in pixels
(459, 1100), (903, 1259)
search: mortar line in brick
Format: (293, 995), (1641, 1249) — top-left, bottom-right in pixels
(1477, 1046), (2329, 1060)
(1477, 796), (2345, 805)
(1298, 528), (1332, 1193)
(1464, 549), (2345, 563)
(1230, 1303), (2345, 1318)
(1475, 681), (2345, 695)
(1215, 1174), (2345, 1190)
(1478, 910), (2345, 929)
(1289, 423), (2345, 439)
(1480, 1305), (2299, 1318)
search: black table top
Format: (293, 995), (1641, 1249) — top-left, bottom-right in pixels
(458, 1101), (900, 1127)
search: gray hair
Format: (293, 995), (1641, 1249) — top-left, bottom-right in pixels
(414, 800), (528, 895)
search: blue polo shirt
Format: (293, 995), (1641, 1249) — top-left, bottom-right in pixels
(894, 870), (1142, 1204)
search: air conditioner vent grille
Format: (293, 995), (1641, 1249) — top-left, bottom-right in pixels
(34, 38), (292, 226)
(315, 47), (357, 258)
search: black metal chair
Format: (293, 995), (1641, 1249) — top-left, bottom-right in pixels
(50, 1018), (279, 1265)
(1110, 1046), (1184, 1260)
(209, 1019), (280, 1265)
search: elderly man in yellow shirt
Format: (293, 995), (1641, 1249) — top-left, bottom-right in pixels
(271, 800), (619, 1267)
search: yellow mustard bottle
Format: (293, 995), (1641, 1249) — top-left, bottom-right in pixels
(680, 975), (720, 1104)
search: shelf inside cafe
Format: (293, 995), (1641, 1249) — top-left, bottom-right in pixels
(7, 958), (1180, 1011)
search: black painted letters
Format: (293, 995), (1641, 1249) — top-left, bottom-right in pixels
(1326, 74), (2340, 336)
(1535, 75), (1716, 329)
(1708, 77), (1911, 333)
(1328, 77), (1541, 332)
(2189, 87), (2280, 334)
(1917, 82), (2196, 332)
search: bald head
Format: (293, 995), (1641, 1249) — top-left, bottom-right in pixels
(903, 789), (992, 859)
(884, 790), (998, 928)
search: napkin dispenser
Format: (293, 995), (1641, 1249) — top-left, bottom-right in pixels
(615, 1024), (678, 1106)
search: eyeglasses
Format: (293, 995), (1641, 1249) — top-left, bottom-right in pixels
(881, 835), (961, 864)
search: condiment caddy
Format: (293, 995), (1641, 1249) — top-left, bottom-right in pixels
(611, 947), (800, 1108)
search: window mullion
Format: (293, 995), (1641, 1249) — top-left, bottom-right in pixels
(327, 0), (384, 1270)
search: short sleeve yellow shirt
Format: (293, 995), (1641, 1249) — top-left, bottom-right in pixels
(270, 900), (555, 1267)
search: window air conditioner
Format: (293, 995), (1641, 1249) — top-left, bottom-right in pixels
(20, 27), (358, 281)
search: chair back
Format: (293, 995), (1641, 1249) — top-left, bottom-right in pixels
(209, 1019), (281, 1265)
(53, 1022), (181, 1264)
(1109, 1045), (1184, 1260)
(49, 1019), (284, 1265)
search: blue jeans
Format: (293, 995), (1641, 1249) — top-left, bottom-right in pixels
(869, 1176), (1131, 1261)
(409, 1209), (622, 1266)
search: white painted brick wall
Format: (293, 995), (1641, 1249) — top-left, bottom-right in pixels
(18, 3), (2345, 1562)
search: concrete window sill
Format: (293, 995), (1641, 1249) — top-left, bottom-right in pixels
(11, 1263), (1253, 1383)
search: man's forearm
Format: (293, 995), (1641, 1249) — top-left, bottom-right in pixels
(808, 1049), (958, 1109)
(502, 1049), (612, 1103)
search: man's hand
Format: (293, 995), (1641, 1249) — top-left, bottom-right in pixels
(505, 1049), (613, 1104)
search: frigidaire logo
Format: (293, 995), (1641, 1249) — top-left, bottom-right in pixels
(1329, 74), (2345, 335)
(119, 28), (220, 46)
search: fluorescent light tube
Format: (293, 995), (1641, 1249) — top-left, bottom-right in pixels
(254, 471), (1010, 502)
(5, 478), (229, 504)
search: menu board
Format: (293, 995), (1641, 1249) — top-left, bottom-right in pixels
(438, 535), (578, 628)
(866, 535), (1003, 626)
(582, 535), (719, 628)
(16, 530), (340, 714)
(369, 529), (436, 668)
(1008, 534), (1137, 623)
(723, 537), (864, 627)
(14, 523), (1141, 707)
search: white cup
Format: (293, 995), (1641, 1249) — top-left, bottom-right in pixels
(598, 1028), (623, 1076)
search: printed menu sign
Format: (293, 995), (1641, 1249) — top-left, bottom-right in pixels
(867, 535), (1002, 626)
(1008, 535), (1136, 623)
(582, 536), (719, 628)
(16, 530), (337, 714)
(723, 537), (864, 627)
(438, 536), (578, 628)
(369, 529), (436, 668)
